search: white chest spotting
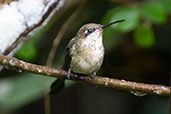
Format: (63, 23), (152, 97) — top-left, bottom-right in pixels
(70, 34), (104, 74)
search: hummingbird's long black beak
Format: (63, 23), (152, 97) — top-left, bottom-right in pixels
(101, 20), (125, 29)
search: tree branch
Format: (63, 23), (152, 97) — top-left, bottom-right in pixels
(0, 55), (170, 96)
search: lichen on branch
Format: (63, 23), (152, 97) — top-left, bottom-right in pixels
(0, 55), (170, 96)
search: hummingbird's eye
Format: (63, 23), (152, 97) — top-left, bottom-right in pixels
(84, 28), (95, 36)
(87, 28), (95, 33)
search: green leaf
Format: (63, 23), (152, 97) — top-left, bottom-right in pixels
(102, 6), (140, 32)
(162, 0), (171, 13)
(142, 2), (166, 24)
(134, 25), (155, 48)
(15, 38), (37, 62)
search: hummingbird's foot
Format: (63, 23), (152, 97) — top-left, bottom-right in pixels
(90, 72), (96, 79)
(66, 68), (71, 79)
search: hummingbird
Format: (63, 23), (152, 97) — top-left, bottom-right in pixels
(50, 20), (124, 94)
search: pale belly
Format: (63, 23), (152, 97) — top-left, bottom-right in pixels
(70, 47), (104, 75)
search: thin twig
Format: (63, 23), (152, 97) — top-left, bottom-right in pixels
(44, 95), (51, 114)
(0, 55), (170, 96)
(46, 0), (86, 66)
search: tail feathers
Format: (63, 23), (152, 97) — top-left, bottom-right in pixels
(49, 79), (65, 94)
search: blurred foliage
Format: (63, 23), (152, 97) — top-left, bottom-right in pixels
(102, 5), (140, 51)
(161, 0), (171, 13)
(0, 73), (54, 109)
(142, 2), (166, 24)
(15, 37), (37, 62)
(0, 0), (170, 113)
(102, 5), (140, 32)
(15, 27), (49, 62)
(133, 24), (155, 48)
(102, 0), (169, 49)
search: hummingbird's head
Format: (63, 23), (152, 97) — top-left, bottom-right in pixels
(76, 20), (125, 40)
(76, 23), (103, 40)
